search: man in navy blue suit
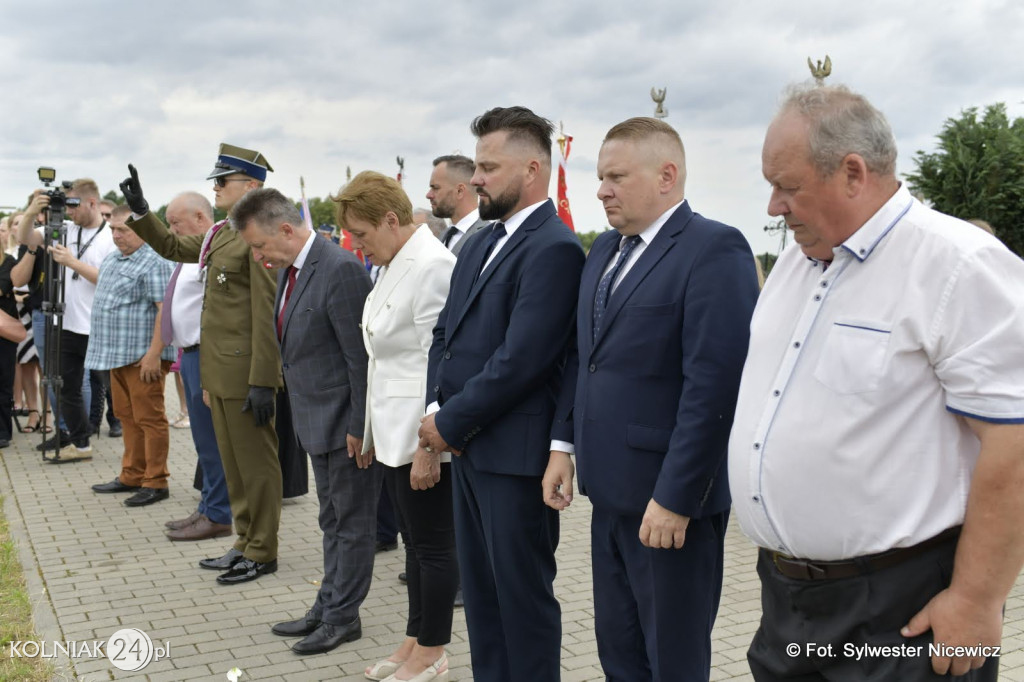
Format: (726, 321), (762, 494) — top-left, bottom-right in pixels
(419, 106), (585, 682)
(544, 117), (759, 681)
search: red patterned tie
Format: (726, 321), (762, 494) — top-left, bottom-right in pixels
(277, 266), (297, 340)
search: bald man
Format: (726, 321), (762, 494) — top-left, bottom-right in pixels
(544, 117), (759, 681)
(161, 192), (233, 541)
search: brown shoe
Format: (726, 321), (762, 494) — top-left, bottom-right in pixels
(166, 515), (232, 541)
(165, 509), (202, 530)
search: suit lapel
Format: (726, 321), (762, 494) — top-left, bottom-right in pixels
(593, 203), (692, 349)
(365, 228), (424, 327)
(281, 236), (323, 342)
(581, 233), (618, 349)
(450, 201), (556, 336)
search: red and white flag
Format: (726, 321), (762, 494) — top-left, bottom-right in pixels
(557, 134), (576, 231)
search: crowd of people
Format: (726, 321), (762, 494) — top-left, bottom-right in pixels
(2, 83), (1022, 682)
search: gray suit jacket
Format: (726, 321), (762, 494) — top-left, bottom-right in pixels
(448, 218), (489, 257)
(277, 235), (372, 455)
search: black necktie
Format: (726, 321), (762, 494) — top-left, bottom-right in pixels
(442, 225), (459, 248)
(474, 222), (506, 284)
(593, 235), (642, 340)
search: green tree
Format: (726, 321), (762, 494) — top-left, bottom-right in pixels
(906, 103), (1024, 256)
(102, 190), (124, 206)
(576, 229), (608, 253)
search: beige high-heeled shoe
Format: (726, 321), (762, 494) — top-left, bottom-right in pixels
(365, 658), (404, 681)
(381, 652), (448, 682)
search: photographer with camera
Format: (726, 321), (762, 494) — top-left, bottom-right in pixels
(17, 179), (117, 460)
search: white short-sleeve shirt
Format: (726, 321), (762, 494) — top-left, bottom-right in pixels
(729, 184), (1024, 560)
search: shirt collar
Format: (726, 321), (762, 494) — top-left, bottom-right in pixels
(837, 184), (914, 262)
(292, 230), (317, 271)
(499, 199), (547, 238)
(629, 199), (685, 248)
(453, 208), (480, 232)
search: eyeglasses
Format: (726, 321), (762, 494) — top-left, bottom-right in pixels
(214, 177), (250, 188)
(101, 212), (112, 219)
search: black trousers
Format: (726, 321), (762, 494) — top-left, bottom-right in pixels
(748, 533), (999, 681)
(385, 462), (458, 647)
(58, 330), (91, 447)
(0, 338), (16, 441)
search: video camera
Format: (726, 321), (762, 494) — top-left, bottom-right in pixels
(36, 167), (78, 238)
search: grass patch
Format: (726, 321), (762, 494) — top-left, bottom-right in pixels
(0, 494), (55, 682)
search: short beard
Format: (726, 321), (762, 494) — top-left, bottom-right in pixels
(478, 181), (521, 221)
(431, 197), (455, 220)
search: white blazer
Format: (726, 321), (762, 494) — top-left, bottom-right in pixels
(361, 225), (456, 467)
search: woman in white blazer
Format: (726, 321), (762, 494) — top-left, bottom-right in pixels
(338, 172), (457, 682)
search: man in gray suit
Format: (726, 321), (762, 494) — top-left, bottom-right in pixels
(427, 154), (488, 256)
(230, 188), (378, 656)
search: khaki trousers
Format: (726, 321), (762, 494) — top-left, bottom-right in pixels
(209, 394), (281, 562)
(110, 361), (173, 489)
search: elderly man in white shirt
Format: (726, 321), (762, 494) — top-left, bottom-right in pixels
(729, 84), (1024, 681)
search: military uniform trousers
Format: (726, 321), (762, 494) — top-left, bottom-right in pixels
(209, 394), (281, 563)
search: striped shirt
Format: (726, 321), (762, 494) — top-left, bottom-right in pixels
(85, 244), (176, 370)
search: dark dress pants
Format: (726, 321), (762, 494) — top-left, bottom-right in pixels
(309, 449), (382, 626)
(385, 462), (458, 646)
(58, 330), (91, 447)
(591, 506), (727, 682)
(748, 532), (999, 681)
(0, 337), (15, 442)
(452, 453), (561, 682)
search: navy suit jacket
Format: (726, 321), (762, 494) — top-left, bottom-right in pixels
(552, 201), (758, 517)
(277, 236), (372, 456)
(427, 199), (585, 476)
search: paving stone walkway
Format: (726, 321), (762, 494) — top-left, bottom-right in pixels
(2, 389), (1023, 680)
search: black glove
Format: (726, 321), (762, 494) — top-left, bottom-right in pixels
(241, 386), (275, 426)
(119, 164), (149, 216)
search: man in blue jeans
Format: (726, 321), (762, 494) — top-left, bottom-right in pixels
(160, 192), (233, 541)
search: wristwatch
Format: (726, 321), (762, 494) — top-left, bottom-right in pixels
(26, 248), (38, 256)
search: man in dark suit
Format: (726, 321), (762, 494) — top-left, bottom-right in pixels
(544, 117), (759, 681)
(427, 154), (488, 257)
(418, 106), (585, 682)
(230, 188), (376, 656)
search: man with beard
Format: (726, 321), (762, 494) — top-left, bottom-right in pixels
(418, 106), (585, 682)
(427, 154), (488, 256)
(120, 144), (283, 585)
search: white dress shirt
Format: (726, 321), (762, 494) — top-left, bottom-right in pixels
(729, 185), (1024, 560)
(550, 200), (683, 456)
(480, 199), (546, 272)
(446, 208), (480, 251)
(170, 262), (204, 348)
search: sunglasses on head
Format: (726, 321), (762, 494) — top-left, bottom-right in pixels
(214, 177), (250, 188)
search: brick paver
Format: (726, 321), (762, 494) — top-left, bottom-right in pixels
(2, 385), (1023, 680)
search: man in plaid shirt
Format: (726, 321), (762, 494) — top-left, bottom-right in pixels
(88, 205), (176, 507)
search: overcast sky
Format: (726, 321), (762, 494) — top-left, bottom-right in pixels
(2, 0), (1022, 255)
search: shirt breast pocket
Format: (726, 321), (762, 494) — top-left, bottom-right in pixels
(813, 321), (891, 394)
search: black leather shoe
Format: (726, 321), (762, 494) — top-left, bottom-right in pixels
(124, 487), (169, 507)
(108, 424), (123, 438)
(216, 558), (278, 585)
(271, 610), (320, 637)
(375, 540), (398, 553)
(398, 571), (408, 584)
(453, 587), (464, 608)
(291, 619), (361, 655)
(199, 547), (244, 571)
(92, 477), (141, 493)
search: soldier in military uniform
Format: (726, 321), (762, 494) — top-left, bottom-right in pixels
(120, 144), (283, 585)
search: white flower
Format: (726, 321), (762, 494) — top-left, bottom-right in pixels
(226, 667), (243, 682)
